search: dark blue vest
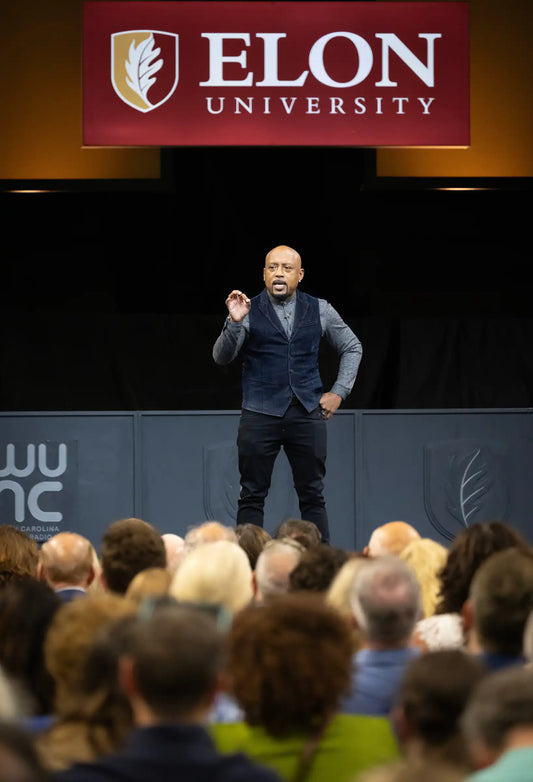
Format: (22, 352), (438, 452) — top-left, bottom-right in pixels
(242, 289), (323, 417)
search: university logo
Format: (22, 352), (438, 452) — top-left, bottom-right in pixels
(111, 30), (179, 112)
(423, 439), (509, 541)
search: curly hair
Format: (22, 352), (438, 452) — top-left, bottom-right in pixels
(0, 525), (39, 587)
(435, 521), (530, 615)
(289, 544), (349, 593)
(100, 518), (166, 595)
(227, 592), (353, 737)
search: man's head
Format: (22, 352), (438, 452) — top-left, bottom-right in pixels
(465, 546), (533, 657)
(183, 521), (237, 555)
(118, 604), (228, 725)
(161, 533), (185, 574)
(350, 556), (422, 647)
(253, 538), (304, 602)
(273, 518), (322, 548)
(364, 521), (421, 558)
(38, 532), (95, 590)
(100, 518), (166, 595)
(263, 245), (304, 302)
(461, 665), (533, 770)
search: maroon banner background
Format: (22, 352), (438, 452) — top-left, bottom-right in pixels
(83, 1), (469, 147)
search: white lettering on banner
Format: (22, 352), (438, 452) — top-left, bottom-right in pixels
(204, 95), (436, 115)
(0, 443), (70, 523)
(199, 32), (441, 88)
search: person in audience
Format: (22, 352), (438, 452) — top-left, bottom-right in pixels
(0, 577), (61, 724)
(124, 568), (171, 604)
(461, 665), (533, 781)
(0, 720), (49, 782)
(288, 543), (349, 593)
(36, 593), (138, 771)
(413, 520), (530, 652)
(326, 554), (369, 652)
(182, 520), (238, 554)
(391, 649), (487, 774)
(38, 532), (95, 601)
(398, 537), (448, 619)
(54, 603), (282, 782)
(273, 519), (322, 548)
(169, 539), (253, 614)
(235, 523), (272, 570)
(363, 522), (421, 558)
(463, 545), (533, 670)
(0, 525), (39, 587)
(210, 592), (399, 782)
(161, 533), (185, 574)
(343, 556), (422, 716)
(355, 758), (467, 782)
(252, 539), (304, 603)
(100, 518), (166, 595)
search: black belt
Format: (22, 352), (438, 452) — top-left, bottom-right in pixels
(289, 395), (300, 406)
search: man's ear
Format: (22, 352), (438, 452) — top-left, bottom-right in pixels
(462, 598), (473, 633)
(251, 570), (257, 595)
(363, 546), (370, 557)
(37, 562), (47, 582)
(118, 655), (139, 699)
(86, 564), (96, 587)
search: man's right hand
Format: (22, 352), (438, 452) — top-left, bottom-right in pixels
(226, 290), (251, 322)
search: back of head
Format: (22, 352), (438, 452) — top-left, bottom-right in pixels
(350, 556), (422, 645)
(161, 534), (185, 575)
(399, 538), (448, 618)
(366, 522), (421, 558)
(125, 568), (171, 604)
(44, 592), (137, 715)
(101, 518), (166, 595)
(254, 538), (304, 601)
(0, 525), (39, 587)
(183, 521), (237, 554)
(469, 545), (533, 656)
(436, 520), (530, 615)
(235, 523), (272, 570)
(169, 540), (253, 613)
(227, 592), (354, 737)
(273, 519), (322, 548)
(39, 532), (94, 588)
(289, 543), (349, 593)
(394, 649), (486, 765)
(326, 554), (369, 650)
(461, 665), (533, 759)
(121, 604), (227, 720)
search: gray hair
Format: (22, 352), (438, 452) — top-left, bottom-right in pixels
(255, 539), (304, 601)
(349, 556), (422, 644)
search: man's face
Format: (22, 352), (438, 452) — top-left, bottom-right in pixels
(263, 249), (304, 301)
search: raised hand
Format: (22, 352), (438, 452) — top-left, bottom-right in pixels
(226, 290), (251, 322)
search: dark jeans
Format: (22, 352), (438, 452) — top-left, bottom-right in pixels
(236, 402), (329, 542)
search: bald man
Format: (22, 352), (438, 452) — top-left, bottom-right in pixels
(213, 245), (362, 543)
(364, 521), (421, 558)
(38, 531), (95, 600)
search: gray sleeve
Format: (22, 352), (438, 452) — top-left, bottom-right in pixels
(319, 300), (362, 399)
(212, 316), (249, 365)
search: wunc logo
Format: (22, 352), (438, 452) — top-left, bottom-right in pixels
(111, 30), (179, 112)
(0, 442), (77, 542)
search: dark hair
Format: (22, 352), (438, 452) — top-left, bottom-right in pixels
(396, 650), (486, 757)
(228, 592), (353, 737)
(0, 577), (61, 715)
(273, 519), (322, 548)
(0, 720), (49, 782)
(289, 544), (349, 593)
(435, 521), (530, 615)
(101, 518), (166, 595)
(234, 523), (272, 570)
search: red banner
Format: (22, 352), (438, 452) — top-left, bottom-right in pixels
(83, 1), (470, 147)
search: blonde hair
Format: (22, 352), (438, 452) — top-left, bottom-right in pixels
(169, 540), (253, 614)
(399, 538), (448, 618)
(326, 555), (368, 650)
(125, 567), (172, 604)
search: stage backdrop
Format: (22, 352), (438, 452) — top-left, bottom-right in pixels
(1, 408), (532, 551)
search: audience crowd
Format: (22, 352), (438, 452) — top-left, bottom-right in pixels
(1, 515), (533, 782)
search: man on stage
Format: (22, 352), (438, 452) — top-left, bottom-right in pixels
(213, 245), (362, 543)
